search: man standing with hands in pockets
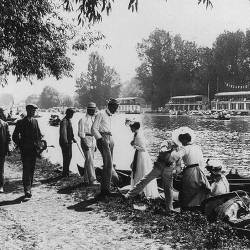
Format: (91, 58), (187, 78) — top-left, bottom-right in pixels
(78, 102), (100, 186)
(92, 98), (119, 197)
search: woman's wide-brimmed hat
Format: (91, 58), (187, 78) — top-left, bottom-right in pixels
(171, 126), (196, 146)
(206, 159), (225, 176)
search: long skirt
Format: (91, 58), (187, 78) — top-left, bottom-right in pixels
(131, 150), (159, 199)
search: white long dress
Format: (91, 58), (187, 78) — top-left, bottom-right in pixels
(130, 130), (159, 199)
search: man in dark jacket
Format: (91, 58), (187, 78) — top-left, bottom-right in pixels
(0, 108), (11, 193)
(59, 108), (76, 177)
(12, 104), (42, 198)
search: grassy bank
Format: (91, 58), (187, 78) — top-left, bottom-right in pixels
(6, 151), (250, 249)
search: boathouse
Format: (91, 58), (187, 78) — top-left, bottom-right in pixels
(165, 95), (208, 111)
(211, 91), (250, 114)
(117, 97), (145, 113)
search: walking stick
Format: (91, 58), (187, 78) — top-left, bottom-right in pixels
(75, 141), (90, 183)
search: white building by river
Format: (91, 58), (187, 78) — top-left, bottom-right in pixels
(211, 91), (250, 115)
(117, 97), (145, 114)
(165, 95), (208, 111)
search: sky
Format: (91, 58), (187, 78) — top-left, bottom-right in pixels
(2, 0), (250, 102)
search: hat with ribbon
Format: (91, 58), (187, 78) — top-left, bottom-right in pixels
(171, 126), (196, 146)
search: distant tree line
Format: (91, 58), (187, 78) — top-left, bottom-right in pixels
(135, 29), (250, 109)
(25, 86), (75, 109)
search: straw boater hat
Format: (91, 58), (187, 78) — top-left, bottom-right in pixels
(87, 102), (96, 109)
(171, 126), (196, 146)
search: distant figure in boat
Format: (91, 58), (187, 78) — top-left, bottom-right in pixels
(171, 127), (211, 211)
(128, 121), (159, 199)
(206, 159), (230, 196)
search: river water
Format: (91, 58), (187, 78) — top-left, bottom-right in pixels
(23, 112), (250, 176)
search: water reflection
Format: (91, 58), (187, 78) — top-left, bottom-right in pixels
(15, 112), (249, 175)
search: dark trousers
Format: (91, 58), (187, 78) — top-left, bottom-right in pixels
(0, 155), (5, 187)
(21, 152), (36, 194)
(97, 135), (116, 193)
(60, 143), (72, 175)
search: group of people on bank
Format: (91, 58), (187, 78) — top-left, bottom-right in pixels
(0, 99), (230, 213)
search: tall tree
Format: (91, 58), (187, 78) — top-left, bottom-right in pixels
(120, 78), (143, 98)
(39, 86), (61, 109)
(75, 52), (121, 108)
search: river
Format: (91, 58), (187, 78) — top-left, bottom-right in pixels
(18, 112), (250, 176)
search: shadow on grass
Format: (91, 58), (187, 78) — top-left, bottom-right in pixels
(0, 195), (28, 206)
(40, 175), (64, 184)
(57, 183), (87, 194)
(67, 198), (97, 212)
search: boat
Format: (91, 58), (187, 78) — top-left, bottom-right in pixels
(49, 114), (61, 127)
(6, 117), (18, 126)
(201, 191), (250, 239)
(114, 169), (250, 192)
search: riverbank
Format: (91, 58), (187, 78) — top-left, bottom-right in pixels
(1, 152), (249, 249)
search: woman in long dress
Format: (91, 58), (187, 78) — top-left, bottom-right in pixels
(171, 126), (211, 210)
(129, 121), (159, 199)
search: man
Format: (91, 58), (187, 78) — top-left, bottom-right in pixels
(12, 104), (42, 198)
(78, 102), (100, 185)
(59, 108), (76, 177)
(0, 108), (11, 193)
(91, 98), (119, 196)
(124, 141), (180, 214)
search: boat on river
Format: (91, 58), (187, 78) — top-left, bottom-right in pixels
(49, 114), (61, 127)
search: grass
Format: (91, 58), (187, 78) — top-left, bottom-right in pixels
(6, 151), (250, 249)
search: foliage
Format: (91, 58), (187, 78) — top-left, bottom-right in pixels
(0, 0), (76, 86)
(63, 0), (213, 24)
(136, 29), (250, 108)
(39, 86), (61, 109)
(25, 94), (40, 106)
(213, 30), (250, 91)
(0, 93), (14, 107)
(61, 94), (74, 107)
(75, 52), (120, 108)
(120, 78), (143, 98)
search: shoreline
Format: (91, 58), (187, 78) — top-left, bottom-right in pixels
(1, 151), (249, 249)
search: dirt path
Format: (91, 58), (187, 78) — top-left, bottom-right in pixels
(0, 162), (170, 250)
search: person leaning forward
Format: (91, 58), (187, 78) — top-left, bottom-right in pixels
(12, 104), (42, 199)
(0, 108), (11, 193)
(91, 98), (119, 197)
(124, 141), (180, 214)
(78, 102), (100, 186)
(59, 108), (76, 177)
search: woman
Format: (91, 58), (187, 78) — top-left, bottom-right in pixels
(171, 127), (211, 210)
(129, 121), (159, 199)
(206, 159), (230, 196)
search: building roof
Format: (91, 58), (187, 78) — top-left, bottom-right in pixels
(215, 91), (250, 96)
(171, 95), (204, 99)
(117, 97), (142, 100)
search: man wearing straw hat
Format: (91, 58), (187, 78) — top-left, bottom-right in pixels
(91, 98), (119, 197)
(78, 102), (100, 186)
(59, 108), (76, 177)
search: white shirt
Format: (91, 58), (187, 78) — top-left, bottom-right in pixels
(210, 176), (230, 196)
(78, 114), (96, 147)
(171, 144), (205, 169)
(91, 109), (112, 140)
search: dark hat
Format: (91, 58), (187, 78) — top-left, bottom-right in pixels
(0, 107), (4, 112)
(65, 108), (75, 115)
(26, 104), (38, 109)
(87, 102), (96, 109)
(108, 98), (119, 105)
